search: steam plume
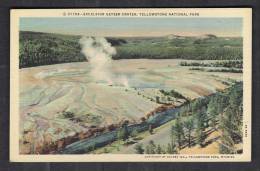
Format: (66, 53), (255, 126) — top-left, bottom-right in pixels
(79, 36), (129, 87)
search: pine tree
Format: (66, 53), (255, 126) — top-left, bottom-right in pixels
(219, 128), (236, 154)
(117, 125), (129, 141)
(156, 144), (162, 154)
(196, 127), (206, 148)
(171, 117), (184, 149)
(166, 143), (177, 154)
(148, 140), (156, 154)
(228, 83), (243, 141)
(183, 117), (194, 147)
(207, 96), (219, 130)
(195, 107), (207, 147)
(145, 144), (151, 154)
(207, 93), (228, 130)
(145, 140), (156, 154)
(219, 107), (237, 154)
(219, 82), (243, 154)
(134, 143), (144, 154)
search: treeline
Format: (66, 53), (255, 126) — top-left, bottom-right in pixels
(19, 31), (86, 68)
(19, 31), (243, 68)
(113, 35), (242, 60)
(113, 46), (242, 61)
(189, 67), (243, 73)
(134, 82), (243, 154)
(159, 89), (187, 101)
(180, 60), (243, 69)
(180, 60), (243, 73)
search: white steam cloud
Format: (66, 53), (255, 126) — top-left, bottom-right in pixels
(79, 36), (129, 87)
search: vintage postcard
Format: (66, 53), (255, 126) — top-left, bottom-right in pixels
(10, 8), (252, 162)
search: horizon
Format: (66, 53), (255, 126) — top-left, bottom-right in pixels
(20, 30), (242, 38)
(20, 17), (242, 37)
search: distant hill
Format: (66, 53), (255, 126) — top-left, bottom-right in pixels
(19, 31), (85, 68)
(166, 34), (187, 40)
(19, 31), (243, 68)
(197, 34), (218, 39)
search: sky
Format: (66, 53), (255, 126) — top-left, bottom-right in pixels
(20, 17), (242, 37)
